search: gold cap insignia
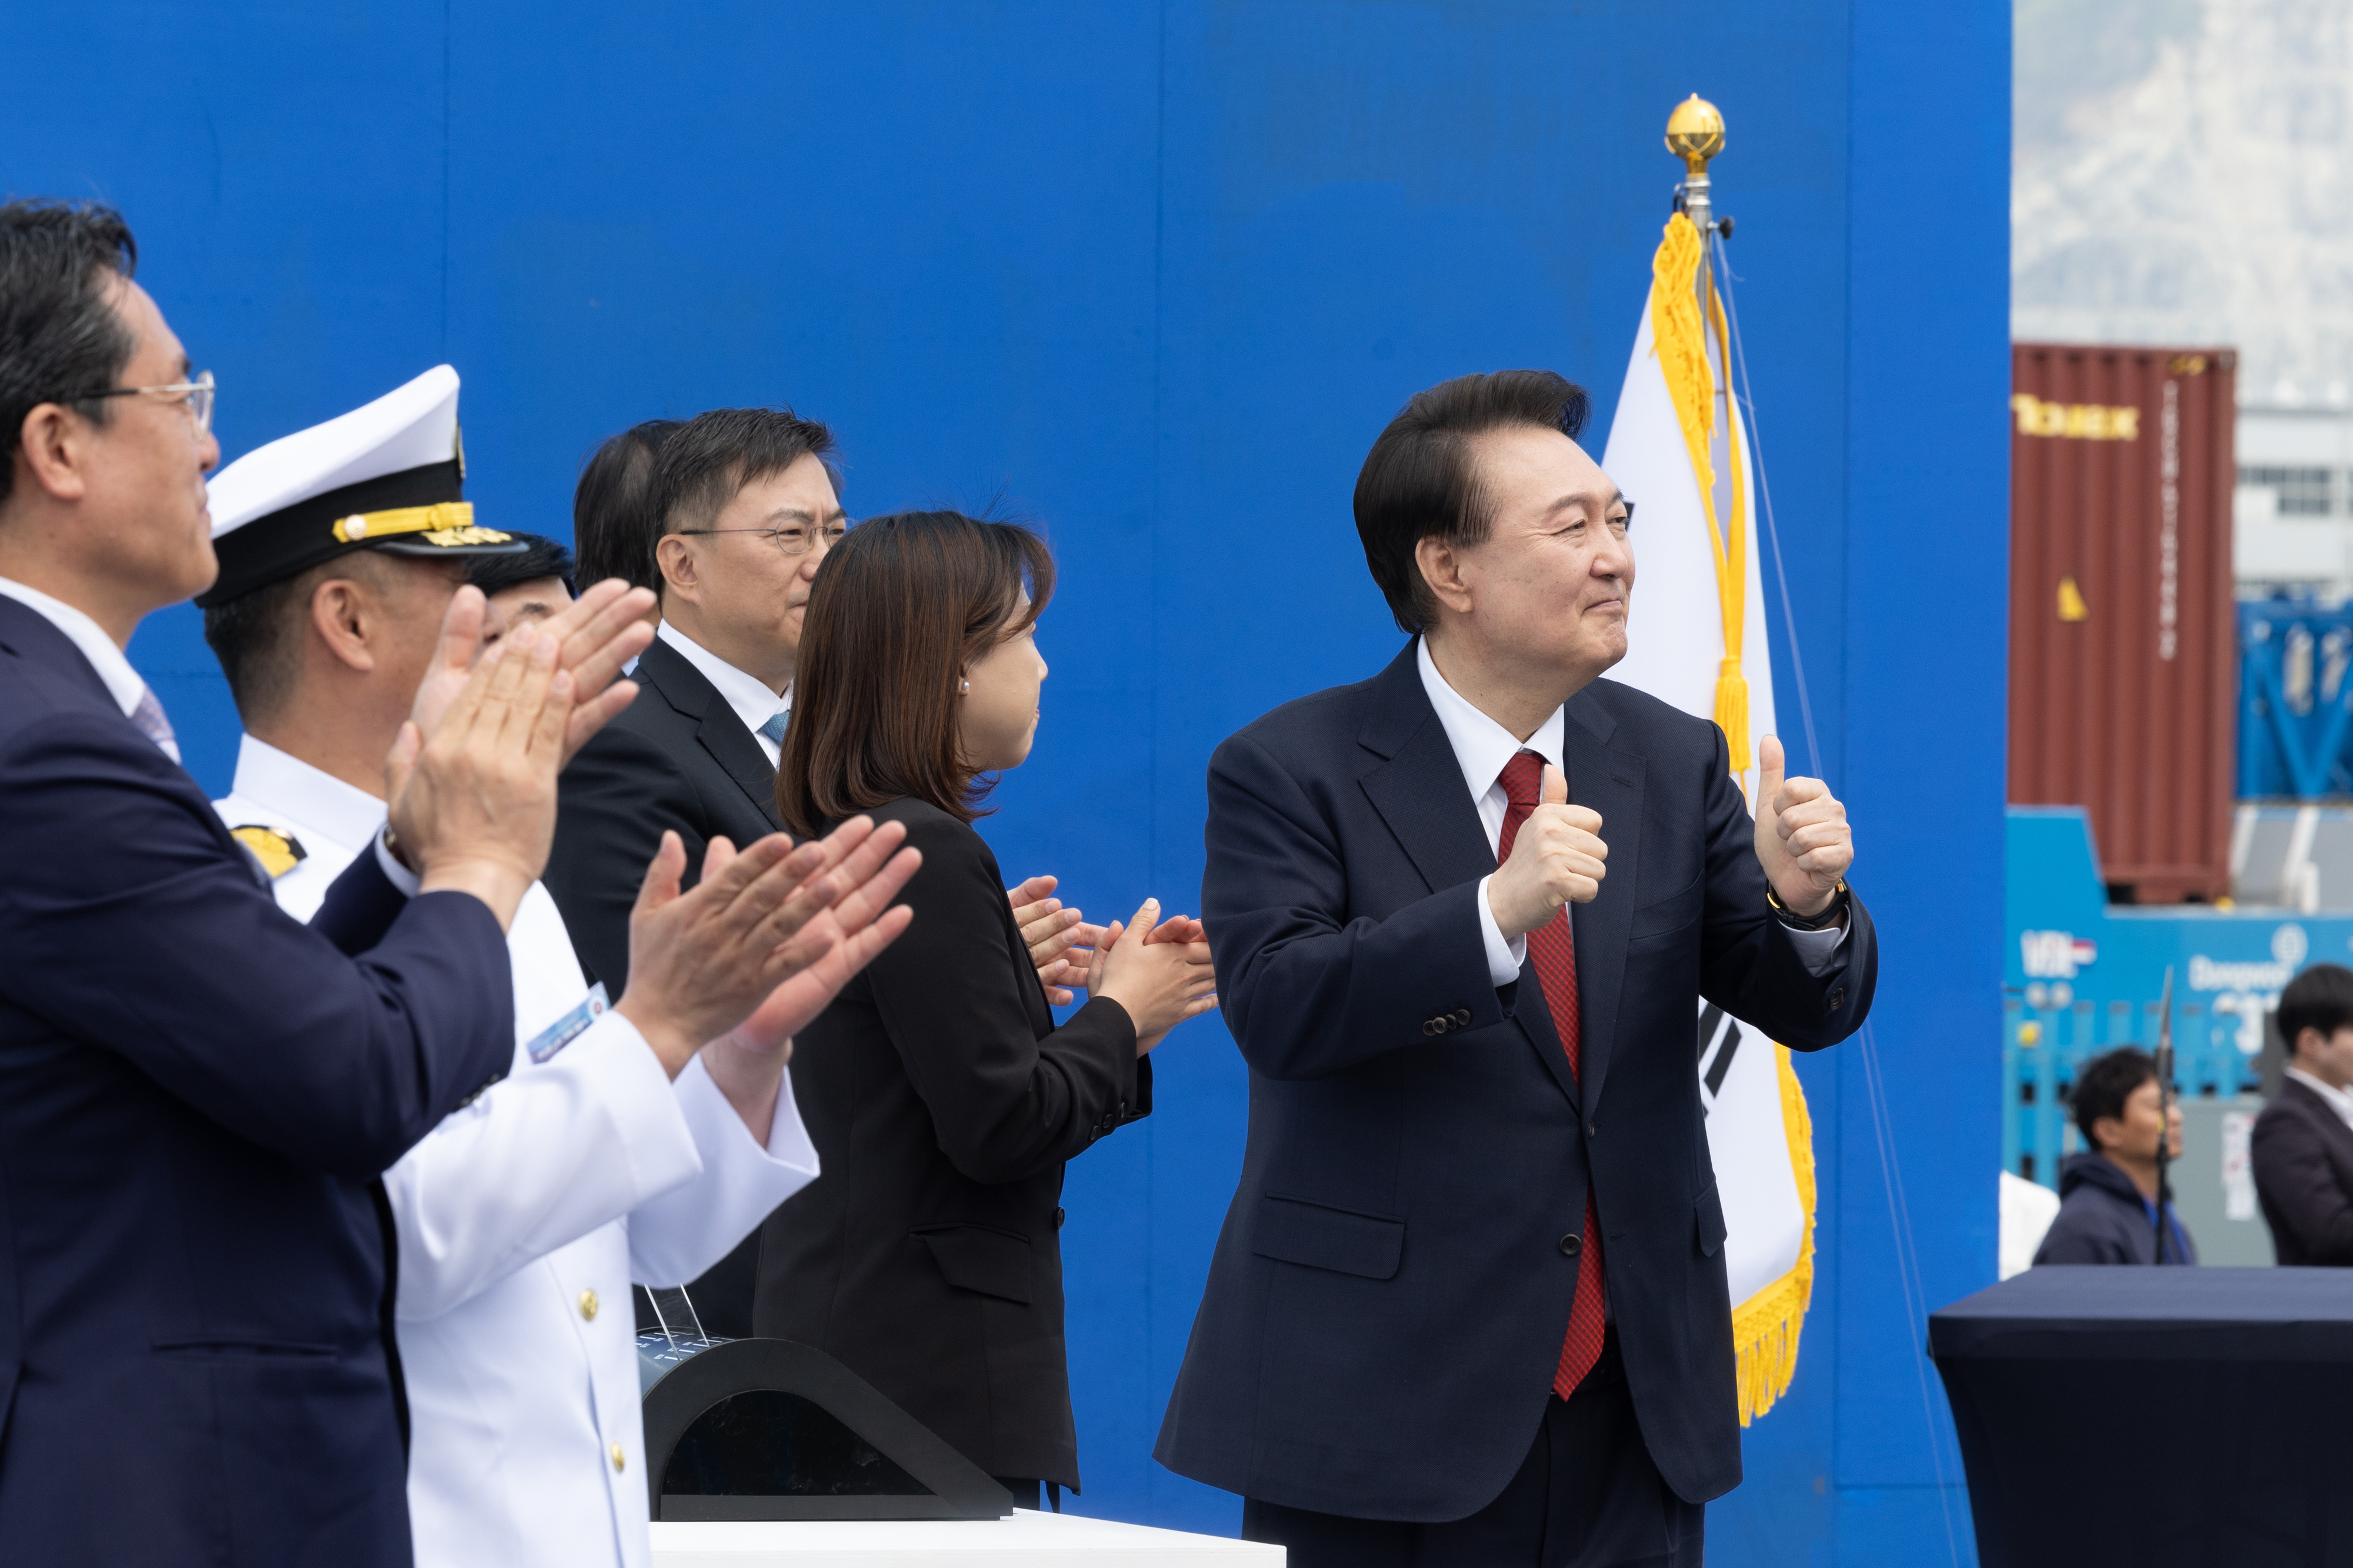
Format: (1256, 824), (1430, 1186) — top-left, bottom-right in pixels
(419, 525), (514, 547)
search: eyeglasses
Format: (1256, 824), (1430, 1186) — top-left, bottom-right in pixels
(74, 369), (215, 435)
(672, 519), (848, 557)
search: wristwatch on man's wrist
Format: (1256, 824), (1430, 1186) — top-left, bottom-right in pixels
(1767, 877), (1849, 931)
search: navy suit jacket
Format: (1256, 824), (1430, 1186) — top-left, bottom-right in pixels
(1155, 641), (1876, 1519)
(0, 596), (515, 1566)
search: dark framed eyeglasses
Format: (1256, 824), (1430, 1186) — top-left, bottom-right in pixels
(72, 369), (215, 435)
(672, 519), (848, 557)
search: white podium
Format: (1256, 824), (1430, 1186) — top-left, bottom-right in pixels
(651, 1509), (1283, 1567)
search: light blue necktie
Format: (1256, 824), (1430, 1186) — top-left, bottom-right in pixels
(131, 683), (181, 763)
(758, 708), (790, 746)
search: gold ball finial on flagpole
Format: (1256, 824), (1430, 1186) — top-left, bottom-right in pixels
(1665, 94), (1725, 175)
(1665, 95), (1727, 238)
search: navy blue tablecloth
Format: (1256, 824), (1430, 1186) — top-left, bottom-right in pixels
(1929, 1267), (2353, 1568)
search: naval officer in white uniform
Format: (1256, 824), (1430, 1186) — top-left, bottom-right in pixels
(197, 366), (914, 1568)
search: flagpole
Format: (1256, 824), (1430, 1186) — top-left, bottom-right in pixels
(1659, 94), (1755, 784)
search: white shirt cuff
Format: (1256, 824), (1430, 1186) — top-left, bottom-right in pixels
(674, 1052), (823, 1173)
(1785, 916), (1850, 977)
(1475, 873), (1527, 988)
(375, 828), (422, 896)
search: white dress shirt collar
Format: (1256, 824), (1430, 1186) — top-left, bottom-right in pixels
(1417, 635), (1565, 826)
(229, 733), (391, 852)
(2287, 1066), (2353, 1132)
(656, 620), (791, 765)
(0, 573), (147, 719)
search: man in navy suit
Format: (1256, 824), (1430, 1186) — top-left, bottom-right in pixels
(0, 201), (834, 1566)
(1156, 371), (1877, 1566)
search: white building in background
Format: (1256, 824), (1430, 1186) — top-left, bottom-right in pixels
(2236, 404), (2353, 596)
(2015, 0), (2353, 598)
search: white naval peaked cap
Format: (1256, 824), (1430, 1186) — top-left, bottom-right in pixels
(207, 365), (461, 539)
(196, 364), (521, 608)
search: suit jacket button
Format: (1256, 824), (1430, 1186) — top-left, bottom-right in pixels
(1827, 988), (1845, 1012)
(1454, 1009), (1471, 1026)
(1422, 1020), (1437, 1036)
(1559, 1233), (1582, 1257)
(1588, 1120), (1598, 1140)
(1056, 1206), (1066, 1230)
(611, 1443), (626, 1472)
(579, 1289), (598, 1322)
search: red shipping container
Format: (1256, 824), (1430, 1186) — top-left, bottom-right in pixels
(2008, 342), (2237, 903)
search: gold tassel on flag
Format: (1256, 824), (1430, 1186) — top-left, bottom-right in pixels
(1730, 1046), (1819, 1422)
(1646, 209), (1752, 780)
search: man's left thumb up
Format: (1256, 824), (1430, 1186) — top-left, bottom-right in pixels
(1758, 735), (1786, 811)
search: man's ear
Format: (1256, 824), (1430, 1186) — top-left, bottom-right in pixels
(655, 533), (700, 608)
(2088, 1115), (2124, 1155)
(308, 575), (379, 674)
(1415, 534), (1476, 618)
(2296, 1026), (2326, 1062)
(13, 404), (94, 503)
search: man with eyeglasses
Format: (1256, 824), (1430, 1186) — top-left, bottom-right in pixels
(548, 406), (852, 1012)
(0, 201), (680, 1564)
(547, 409), (1103, 1336)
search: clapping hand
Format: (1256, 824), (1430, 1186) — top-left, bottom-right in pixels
(1085, 898), (1219, 1056)
(616, 818), (917, 1072)
(1010, 875), (1108, 1005)
(1013, 876), (1203, 1005)
(384, 620), (575, 930)
(408, 579), (658, 768)
(1751, 736), (1854, 917)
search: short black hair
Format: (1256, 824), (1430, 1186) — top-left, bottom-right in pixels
(1353, 370), (1592, 634)
(574, 419), (681, 595)
(2071, 1047), (2158, 1153)
(466, 532), (576, 600)
(2278, 963), (2353, 1057)
(202, 550), (402, 724)
(1, 200), (140, 507)
(648, 406), (841, 598)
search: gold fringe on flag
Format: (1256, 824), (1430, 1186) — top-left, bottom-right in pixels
(1647, 212), (1752, 780)
(1731, 1045), (1819, 1424)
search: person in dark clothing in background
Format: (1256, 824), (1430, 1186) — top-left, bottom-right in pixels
(2252, 963), (2353, 1265)
(2035, 1046), (2196, 1266)
(571, 419), (680, 605)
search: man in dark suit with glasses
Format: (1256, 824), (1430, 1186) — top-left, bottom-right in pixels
(548, 409), (1099, 1335)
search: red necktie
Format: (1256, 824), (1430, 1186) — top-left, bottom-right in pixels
(1497, 750), (1608, 1401)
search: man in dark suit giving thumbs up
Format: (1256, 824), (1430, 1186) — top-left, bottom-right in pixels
(1155, 371), (1874, 1567)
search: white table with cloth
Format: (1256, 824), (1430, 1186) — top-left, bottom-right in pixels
(650, 1511), (1283, 1566)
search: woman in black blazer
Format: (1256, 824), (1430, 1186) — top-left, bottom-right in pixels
(753, 511), (1217, 1504)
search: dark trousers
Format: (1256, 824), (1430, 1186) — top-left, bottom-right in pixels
(994, 1476), (1063, 1513)
(1241, 1332), (1703, 1568)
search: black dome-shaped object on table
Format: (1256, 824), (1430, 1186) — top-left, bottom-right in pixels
(640, 1334), (1015, 1522)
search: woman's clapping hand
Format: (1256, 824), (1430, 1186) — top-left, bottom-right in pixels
(1085, 899), (1219, 1055)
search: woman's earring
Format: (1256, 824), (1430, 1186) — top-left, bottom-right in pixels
(958, 679), (970, 695)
